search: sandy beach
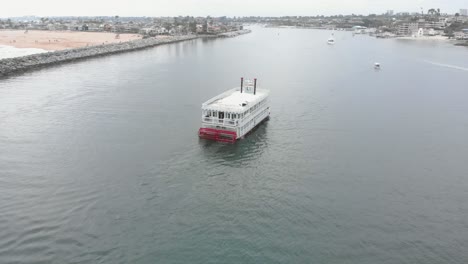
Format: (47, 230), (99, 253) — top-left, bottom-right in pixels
(0, 30), (144, 50)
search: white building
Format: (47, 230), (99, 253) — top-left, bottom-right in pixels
(424, 20), (445, 29)
(460, 9), (468, 16)
(397, 23), (419, 36)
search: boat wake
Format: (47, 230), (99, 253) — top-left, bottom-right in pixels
(423, 60), (468, 72)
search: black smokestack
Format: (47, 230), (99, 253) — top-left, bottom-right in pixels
(241, 77), (243, 93)
(254, 78), (257, 95)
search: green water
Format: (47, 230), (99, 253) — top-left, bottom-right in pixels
(1, 27), (468, 263)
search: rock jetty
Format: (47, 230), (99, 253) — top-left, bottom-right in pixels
(0, 35), (197, 77)
(217, 29), (252, 38)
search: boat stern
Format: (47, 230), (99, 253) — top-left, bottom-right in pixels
(198, 128), (237, 143)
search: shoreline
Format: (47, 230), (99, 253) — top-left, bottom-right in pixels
(0, 29), (251, 77)
(394, 35), (451, 41)
(0, 45), (48, 59)
(0, 35), (197, 77)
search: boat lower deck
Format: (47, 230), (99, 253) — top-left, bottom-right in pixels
(198, 128), (237, 143)
(199, 110), (270, 143)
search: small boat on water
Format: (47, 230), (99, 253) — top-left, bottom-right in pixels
(198, 78), (270, 143)
(374, 62), (381, 69)
(327, 34), (335, 45)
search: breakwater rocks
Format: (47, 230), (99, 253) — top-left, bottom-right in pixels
(0, 35), (197, 77)
(217, 29), (252, 38)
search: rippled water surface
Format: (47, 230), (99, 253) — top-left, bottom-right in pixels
(1, 27), (468, 263)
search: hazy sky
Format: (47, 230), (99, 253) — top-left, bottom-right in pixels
(1, 0), (466, 18)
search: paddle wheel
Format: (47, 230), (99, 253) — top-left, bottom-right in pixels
(198, 128), (237, 143)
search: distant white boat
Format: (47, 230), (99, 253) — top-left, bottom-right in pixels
(327, 34), (335, 45)
(374, 62), (381, 69)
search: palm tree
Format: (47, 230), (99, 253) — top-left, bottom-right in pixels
(428, 8), (436, 16)
(455, 13), (460, 22)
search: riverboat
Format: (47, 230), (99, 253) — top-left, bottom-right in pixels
(198, 78), (270, 143)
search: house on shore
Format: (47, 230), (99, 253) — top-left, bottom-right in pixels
(397, 23), (418, 36)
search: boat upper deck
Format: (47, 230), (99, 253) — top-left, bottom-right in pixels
(202, 88), (269, 113)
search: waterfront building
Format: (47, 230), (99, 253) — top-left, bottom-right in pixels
(417, 28), (424, 37)
(397, 23), (418, 36)
(423, 20), (446, 30)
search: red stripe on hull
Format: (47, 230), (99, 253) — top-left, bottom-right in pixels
(198, 128), (237, 143)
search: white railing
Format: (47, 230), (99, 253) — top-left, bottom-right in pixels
(202, 117), (238, 127)
(202, 107), (268, 127)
